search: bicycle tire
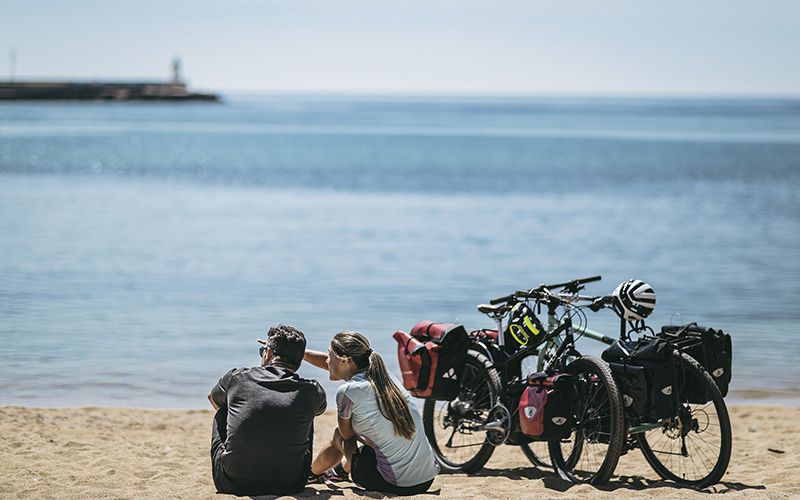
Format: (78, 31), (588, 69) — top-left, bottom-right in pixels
(548, 355), (625, 485)
(520, 442), (552, 468)
(636, 351), (732, 488)
(422, 349), (501, 473)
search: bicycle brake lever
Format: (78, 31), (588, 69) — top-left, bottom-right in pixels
(589, 295), (615, 312)
(588, 297), (607, 312)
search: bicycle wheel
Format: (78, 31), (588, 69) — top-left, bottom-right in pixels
(548, 355), (625, 485)
(520, 442), (551, 468)
(423, 349), (501, 473)
(636, 352), (732, 488)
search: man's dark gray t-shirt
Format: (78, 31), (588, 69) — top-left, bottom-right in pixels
(210, 365), (326, 485)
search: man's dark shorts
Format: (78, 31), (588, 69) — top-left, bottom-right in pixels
(350, 445), (434, 496)
(211, 408), (312, 496)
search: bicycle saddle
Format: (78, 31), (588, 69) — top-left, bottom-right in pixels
(477, 303), (511, 315)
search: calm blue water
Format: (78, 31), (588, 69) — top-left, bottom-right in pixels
(1, 95), (799, 408)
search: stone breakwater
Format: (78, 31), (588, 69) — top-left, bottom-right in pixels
(0, 81), (219, 101)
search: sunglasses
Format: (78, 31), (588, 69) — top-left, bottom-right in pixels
(259, 345), (269, 358)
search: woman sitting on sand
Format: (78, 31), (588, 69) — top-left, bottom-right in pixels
(303, 331), (438, 495)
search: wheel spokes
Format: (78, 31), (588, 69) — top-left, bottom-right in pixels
(643, 402), (724, 482)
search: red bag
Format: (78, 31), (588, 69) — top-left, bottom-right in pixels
(519, 384), (549, 436)
(394, 330), (430, 394)
(518, 373), (576, 439)
(393, 321), (468, 400)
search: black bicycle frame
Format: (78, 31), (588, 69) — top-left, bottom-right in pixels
(477, 311), (575, 386)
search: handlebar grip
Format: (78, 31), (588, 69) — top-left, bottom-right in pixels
(489, 293), (516, 305)
(515, 289), (542, 300)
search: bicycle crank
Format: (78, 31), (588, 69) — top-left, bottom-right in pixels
(480, 403), (511, 446)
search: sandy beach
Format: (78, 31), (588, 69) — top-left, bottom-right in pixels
(1, 404), (797, 499)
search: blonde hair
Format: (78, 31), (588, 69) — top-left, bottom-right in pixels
(331, 331), (416, 440)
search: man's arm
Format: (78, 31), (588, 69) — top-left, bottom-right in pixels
(209, 369), (235, 410)
(315, 382), (327, 416)
(303, 349), (329, 371)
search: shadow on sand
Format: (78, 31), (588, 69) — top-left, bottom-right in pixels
(251, 485), (442, 499)
(446, 466), (766, 494)
(247, 466), (765, 498)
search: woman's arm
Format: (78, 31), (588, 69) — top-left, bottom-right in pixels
(338, 415), (356, 440)
(337, 416), (358, 473)
(303, 349), (329, 371)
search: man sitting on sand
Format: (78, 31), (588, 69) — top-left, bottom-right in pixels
(208, 325), (326, 496)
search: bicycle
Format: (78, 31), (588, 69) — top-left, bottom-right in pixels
(528, 279), (733, 488)
(421, 276), (626, 485)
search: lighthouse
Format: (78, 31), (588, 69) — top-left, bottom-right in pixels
(171, 57), (183, 85)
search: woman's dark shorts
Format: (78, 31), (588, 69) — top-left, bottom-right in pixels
(350, 445), (434, 496)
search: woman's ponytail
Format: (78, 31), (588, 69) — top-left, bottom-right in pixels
(366, 350), (416, 440)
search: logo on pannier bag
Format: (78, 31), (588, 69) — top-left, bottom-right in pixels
(713, 368), (725, 378)
(551, 417), (567, 426)
(661, 386), (673, 396)
(623, 395), (633, 407)
(524, 407), (538, 419)
(442, 368), (458, 380)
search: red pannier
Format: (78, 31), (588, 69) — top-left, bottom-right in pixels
(518, 373), (576, 440)
(393, 320), (469, 400)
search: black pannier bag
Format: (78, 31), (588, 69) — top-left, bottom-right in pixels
(518, 372), (576, 440)
(393, 320), (469, 400)
(602, 337), (680, 421)
(659, 323), (732, 401)
(605, 362), (648, 418)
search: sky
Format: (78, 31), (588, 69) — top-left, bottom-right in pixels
(2, 0), (800, 95)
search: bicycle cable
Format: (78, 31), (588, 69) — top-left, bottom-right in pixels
(556, 302), (589, 344)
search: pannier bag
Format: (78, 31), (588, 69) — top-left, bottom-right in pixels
(393, 320), (469, 400)
(602, 337), (680, 421)
(605, 361), (648, 418)
(518, 372), (575, 440)
(659, 323), (732, 400)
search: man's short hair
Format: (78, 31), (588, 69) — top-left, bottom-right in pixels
(265, 325), (306, 370)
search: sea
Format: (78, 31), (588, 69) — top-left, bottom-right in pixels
(1, 94), (799, 408)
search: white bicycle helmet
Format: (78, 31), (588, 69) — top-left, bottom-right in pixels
(612, 279), (656, 321)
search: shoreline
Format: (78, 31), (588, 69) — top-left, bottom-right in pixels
(3, 403), (798, 499)
(4, 386), (800, 411)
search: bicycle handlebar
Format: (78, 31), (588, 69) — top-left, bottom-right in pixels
(588, 295), (616, 312)
(488, 276), (602, 306)
(489, 293), (517, 305)
(543, 275), (602, 292)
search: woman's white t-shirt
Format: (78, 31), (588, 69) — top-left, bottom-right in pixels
(336, 371), (439, 487)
